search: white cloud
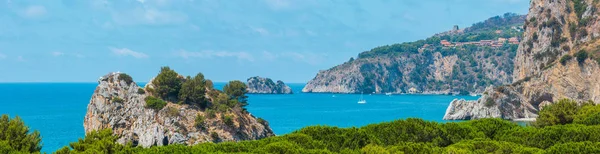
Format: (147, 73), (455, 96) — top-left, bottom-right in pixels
(178, 50), (254, 62)
(23, 5), (47, 18)
(110, 47), (149, 59)
(52, 52), (64, 57)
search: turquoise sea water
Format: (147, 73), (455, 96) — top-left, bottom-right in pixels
(0, 83), (478, 152)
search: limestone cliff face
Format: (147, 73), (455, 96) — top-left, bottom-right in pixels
(445, 0), (600, 120)
(84, 73), (274, 147)
(303, 15), (524, 94)
(246, 76), (293, 94)
(303, 50), (515, 94)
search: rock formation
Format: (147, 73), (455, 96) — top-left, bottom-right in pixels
(303, 14), (524, 94)
(246, 76), (293, 94)
(444, 0), (600, 120)
(84, 72), (274, 147)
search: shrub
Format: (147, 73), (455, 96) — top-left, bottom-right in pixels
(152, 67), (182, 102)
(573, 104), (600, 125)
(223, 115), (234, 127)
(560, 55), (573, 65)
(118, 73), (134, 85)
(137, 88), (145, 94)
(145, 96), (167, 110)
(111, 97), (124, 103)
(55, 129), (126, 154)
(165, 107), (179, 117)
(206, 109), (216, 119)
(535, 99), (581, 127)
(576, 50), (589, 64)
(195, 114), (205, 128)
(210, 132), (220, 142)
(0, 115), (42, 153)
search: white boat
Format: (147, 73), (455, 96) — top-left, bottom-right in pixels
(385, 92), (392, 96)
(358, 93), (367, 104)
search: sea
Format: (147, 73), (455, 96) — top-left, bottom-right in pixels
(0, 83), (479, 152)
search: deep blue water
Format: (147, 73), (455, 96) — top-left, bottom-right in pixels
(0, 83), (478, 152)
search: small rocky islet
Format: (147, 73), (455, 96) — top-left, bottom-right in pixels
(84, 67), (274, 147)
(246, 76), (293, 94)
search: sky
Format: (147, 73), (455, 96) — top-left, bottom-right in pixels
(0, 0), (530, 83)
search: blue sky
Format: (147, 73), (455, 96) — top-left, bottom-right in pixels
(0, 0), (529, 83)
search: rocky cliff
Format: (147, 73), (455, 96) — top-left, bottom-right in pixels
(303, 14), (524, 94)
(246, 76), (293, 94)
(84, 72), (274, 147)
(444, 0), (600, 120)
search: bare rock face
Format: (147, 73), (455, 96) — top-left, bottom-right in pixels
(445, 0), (600, 120)
(84, 73), (274, 147)
(246, 76), (293, 94)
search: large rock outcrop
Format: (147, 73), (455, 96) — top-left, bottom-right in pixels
(444, 0), (600, 120)
(84, 72), (274, 147)
(303, 14), (524, 94)
(246, 76), (293, 94)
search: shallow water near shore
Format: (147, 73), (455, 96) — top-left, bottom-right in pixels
(0, 83), (478, 152)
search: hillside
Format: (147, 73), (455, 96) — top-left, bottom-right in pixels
(303, 13), (526, 94)
(445, 0), (600, 120)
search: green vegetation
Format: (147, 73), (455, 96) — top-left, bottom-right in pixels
(152, 67), (182, 102)
(0, 115), (42, 154)
(118, 73), (134, 85)
(137, 88), (145, 94)
(194, 114), (205, 129)
(223, 115), (234, 127)
(111, 97), (124, 103)
(223, 80), (249, 107)
(576, 50), (589, 64)
(560, 54), (573, 65)
(179, 73), (208, 108)
(145, 96), (167, 110)
(165, 107), (179, 117)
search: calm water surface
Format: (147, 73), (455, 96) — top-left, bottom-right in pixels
(0, 83), (478, 152)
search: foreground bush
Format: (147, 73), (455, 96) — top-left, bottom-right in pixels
(0, 115), (42, 154)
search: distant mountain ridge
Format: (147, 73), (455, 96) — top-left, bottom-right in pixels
(303, 13), (526, 94)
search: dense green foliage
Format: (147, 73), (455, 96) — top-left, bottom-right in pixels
(151, 67), (182, 102)
(146, 67), (250, 113)
(179, 73), (208, 108)
(576, 50), (589, 64)
(0, 115), (42, 154)
(111, 97), (124, 103)
(52, 99), (600, 153)
(144, 96), (167, 110)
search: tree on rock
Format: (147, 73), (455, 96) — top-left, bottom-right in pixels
(223, 80), (248, 107)
(152, 67), (182, 102)
(179, 73), (208, 108)
(0, 114), (42, 153)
